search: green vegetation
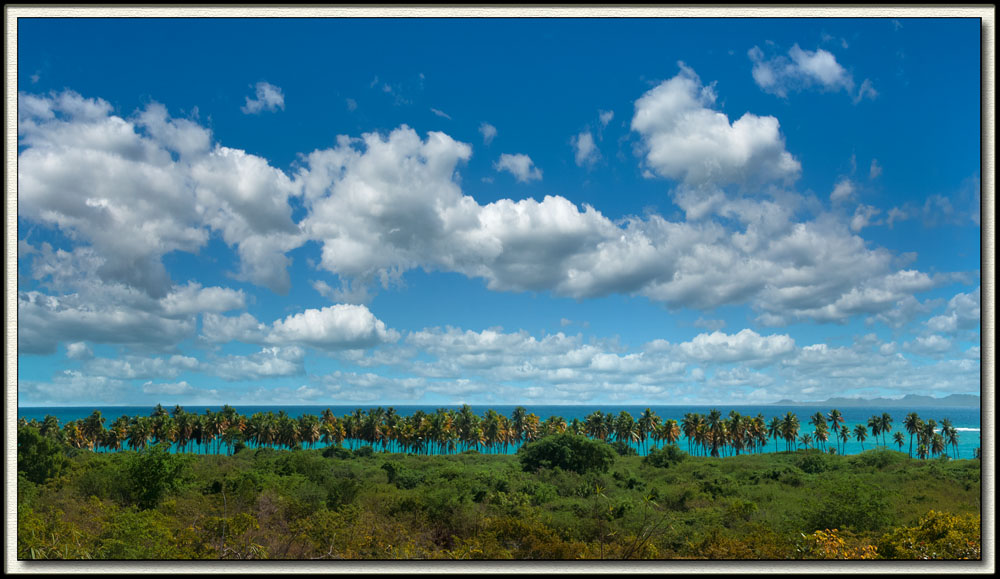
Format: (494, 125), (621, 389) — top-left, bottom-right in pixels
(17, 414), (981, 560)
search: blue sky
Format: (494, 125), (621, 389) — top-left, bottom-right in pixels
(15, 15), (983, 406)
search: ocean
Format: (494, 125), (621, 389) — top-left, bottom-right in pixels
(17, 403), (983, 459)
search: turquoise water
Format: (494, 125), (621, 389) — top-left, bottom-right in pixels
(17, 404), (982, 459)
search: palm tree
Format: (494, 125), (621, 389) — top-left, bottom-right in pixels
(614, 411), (639, 450)
(903, 412), (921, 458)
(867, 415), (882, 449)
(839, 425), (850, 454)
(681, 414), (698, 455)
(660, 419), (681, 448)
(877, 413), (893, 448)
(814, 423), (830, 453)
(799, 433), (813, 450)
(780, 412), (799, 453)
(638, 408), (660, 455)
(893, 431), (905, 452)
(511, 406), (528, 449)
(299, 414), (322, 450)
(40, 415), (62, 441)
(707, 409), (724, 457)
(767, 416), (782, 453)
(931, 433), (946, 458)
(826, 409), (845, 454)
(854, 424), (868, 451)
(942, 420), (960, 458)
(82, 410), (106, 452)
(585, 411), (608, 441)
(919, 419), (938, 459)
(728, 411), (746, 455)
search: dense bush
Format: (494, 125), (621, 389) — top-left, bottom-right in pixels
(517, 433), (615, 475)
(878, 510), (981, 559)
(804, 476), (897, 533)
(643, 444), (688, 468)
(609, 440), (638, 456)
(796, 452), (833, 474)
(850, 448), (906, 470)
(17, 425), (70, 485)
(124, 443), (192, 510)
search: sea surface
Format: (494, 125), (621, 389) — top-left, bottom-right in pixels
(17, 404), (983, 458)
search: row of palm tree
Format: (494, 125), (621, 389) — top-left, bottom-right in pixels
(18, 405), (964, 459)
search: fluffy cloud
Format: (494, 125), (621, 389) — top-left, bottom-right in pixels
(202, 304), (398, 351)
(678, 329), (796, 364)
(66, 342), (93, 360)
(269, 304), (399, 350)
(479, 122), (497, 145)
(18, 290), (196, 355)
(830, 178), (855, 203)
(209, 346), (306, 381)
(494, 153), (543, 183)
(571, 131), (599, 167)
(293, 124), (941, 324)
(632, 63), (801, 188)
(85, 354), (201, 379)
(925, 286), (981, 333)
(241, 81), (285, 114)
(749, 44), (873, 102)
(850, 204), (881, 232)
(160, 282), (246, 317)
(904, 334), (954, 357)
(18, 91), (304, 297)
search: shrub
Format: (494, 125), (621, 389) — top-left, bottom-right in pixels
(644, 445), (688, 468)
(124, 443), (192, 510)
(804, 476), (897, 533)
(850, 448), (905, 470)
(322, 445), (353, 459)
(609, 440), (638, 456)
(878, 510), (981, 560)
(517, 433), (615, 475)
(17, 425), (70, 485)
(354, 446), (375, 458)
(93, 503), (180, 559)
(797, 528), (879, 560)
(797, 453), (833, 474)
(381, 461), (424, 489)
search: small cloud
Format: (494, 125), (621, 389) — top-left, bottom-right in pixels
(346, 98), (357, 112)
(494, 153), (542, 183)
(830, 177), (855, 203)
(870, 159), (882, 179)
(66, 341), (93, 360)
(853, 78), (878, 104)
(479, 122), (497, 145)
(598, 110), (614, 128)
(560, 318), (573, 327)
(241, 81), (285, 114)
(31, 72), (40, 84)
(430, 107), (452, 120)
(850, 204), (882, 232)
(571, 131), (600, 167)
(892, 20), (903, 31)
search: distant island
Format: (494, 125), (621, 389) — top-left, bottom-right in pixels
(770, 393), (981, 408)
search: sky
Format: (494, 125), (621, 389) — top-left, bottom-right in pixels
(13, 15), (985, 407)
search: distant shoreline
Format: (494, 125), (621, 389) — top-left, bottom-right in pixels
(769, 394), (981, 408)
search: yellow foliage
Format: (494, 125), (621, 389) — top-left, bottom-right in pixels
(799, 528), (878, 559)
(878, 511), (980, 560)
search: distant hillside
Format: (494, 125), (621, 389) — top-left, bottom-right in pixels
(770, 393), (980, 408)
